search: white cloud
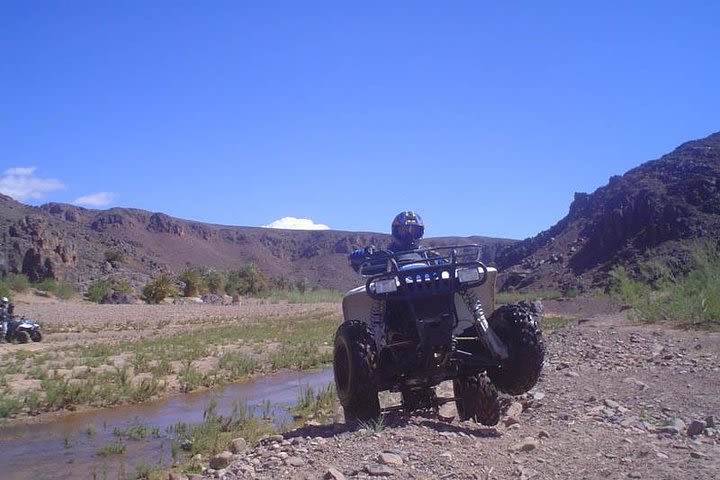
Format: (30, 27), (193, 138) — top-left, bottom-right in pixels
(262, 217), (330, 230)
(0, 166), (65, 201)
(73, 192), (116, 207)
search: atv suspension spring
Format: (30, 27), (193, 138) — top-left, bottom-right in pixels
(460, 289), (489, 333)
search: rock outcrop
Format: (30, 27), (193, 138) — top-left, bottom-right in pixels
(497, 131), (720, 291)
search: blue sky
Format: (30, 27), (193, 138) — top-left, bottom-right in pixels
(2, 1), (718, 240)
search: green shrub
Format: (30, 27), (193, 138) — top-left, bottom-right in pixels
(55, 281), (75, 300)
(0, 392), (22, 418)
(179, 268), (206, 297)
(34, 278), (58, 293)
(609, 240), (720, 329)
(87, 278), (132, 303)
(9, 274), (30, 293)
(142, 275), (177, 304)
(87, 279), (112, 303)
(232, 264), (270, 296)
(104, 250), (125, 264)
(203, 269), (227, 295)
(0, 280), (11, 300)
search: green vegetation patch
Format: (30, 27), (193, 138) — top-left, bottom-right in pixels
(0, 311), (339, 418)
(541, 315), (577, 331)
(609, 240), (720, 329)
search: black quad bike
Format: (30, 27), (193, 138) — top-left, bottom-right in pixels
(333, 245), (545, 425)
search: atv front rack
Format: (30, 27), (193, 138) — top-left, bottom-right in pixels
(360, 245), (489, 300)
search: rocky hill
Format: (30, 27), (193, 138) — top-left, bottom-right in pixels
(0, 195), (514, 292)
(497, 131), (720, 293)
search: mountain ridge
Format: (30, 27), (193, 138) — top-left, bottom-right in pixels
(0, 194), (515, 292)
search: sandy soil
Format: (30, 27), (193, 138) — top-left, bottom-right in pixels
(5, 291), (341, 353)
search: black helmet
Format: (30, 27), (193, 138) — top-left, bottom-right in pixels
(391, 211), (424, 246)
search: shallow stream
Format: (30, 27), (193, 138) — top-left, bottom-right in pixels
(0, 367), (334, 480)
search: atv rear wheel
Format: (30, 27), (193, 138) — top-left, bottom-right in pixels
(30, 330), (42, 342)
(333, 321), (380, 422)
(487, 302), (545, 395)
(453, 373), (500, 425)
(14, 330), (30, 344)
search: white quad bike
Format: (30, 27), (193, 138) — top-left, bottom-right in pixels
(333, 244), (545, 425)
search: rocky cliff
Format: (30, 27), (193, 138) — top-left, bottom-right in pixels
(497, 131), (720, 292)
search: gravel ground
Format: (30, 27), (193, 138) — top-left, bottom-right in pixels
(193, 313), (720, 480)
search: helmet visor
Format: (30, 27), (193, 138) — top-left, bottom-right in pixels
(393, 224), (424, 243)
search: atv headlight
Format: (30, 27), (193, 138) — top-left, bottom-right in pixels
(457, 267), (480, 283)
(373, 277), (398, 294)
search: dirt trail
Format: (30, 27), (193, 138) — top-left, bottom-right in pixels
(198, 310), (720, 480)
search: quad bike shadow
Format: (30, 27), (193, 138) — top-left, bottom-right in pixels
(333, 244), (545, 427)
(280, 407), (505, 443)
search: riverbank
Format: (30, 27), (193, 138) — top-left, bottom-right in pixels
(0, 297), (342, 424)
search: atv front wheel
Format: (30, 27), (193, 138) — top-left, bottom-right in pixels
(487, 302), (545, 395)
(30, 330), (42, 342)
(333, 321), (380, 422)
(453, 373), (500, 425)
(14, 330), (30, 344)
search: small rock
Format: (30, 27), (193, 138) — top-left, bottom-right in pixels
(628, 472), (642, 479)
(538, 430), (550, 439)
(604, 399), (620, 409)
(209, 451), (233, 470)
(229, 437), (247, 454)
(365, 463), (395, 476)
(687, 420), (707, 437)
(506, 402), (524, 418)
(168, 473), (188, 480)
(505, 416), (520, 427)
(285, 456), (305, 467)
(532, 392), (545, 401)
(518, 466), (541, 480)
(705, 415), (715, 428)
(377, 452), (404, 466)
(324, 467), (347, 480)
(440, 452), (453, 460)
(656, 418), (686, 435)
(510, 437), (539, 452)
(690, 451), (708, 459)
(565, 371), (580, 378)
(266, 434), (284, 443)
